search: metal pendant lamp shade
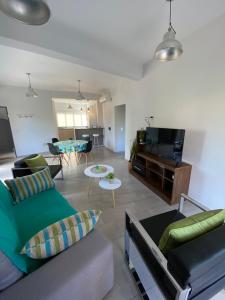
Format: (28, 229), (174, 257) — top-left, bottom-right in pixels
(155, 0), (183, 62)
(26, 87), (38, 98)
(0, 0), (50, 25)
(155, 28), (183, 61)
(26, 73), (38, 98)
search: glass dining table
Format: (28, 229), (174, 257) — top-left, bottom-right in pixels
(53, 140), (88, 164)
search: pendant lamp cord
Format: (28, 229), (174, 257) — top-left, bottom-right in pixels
(78, 80), (81, 93)
(169, 0), (176, 34)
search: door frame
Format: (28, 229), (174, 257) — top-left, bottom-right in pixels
(114, 104), (126, 154)
(0, 106), (17, 159)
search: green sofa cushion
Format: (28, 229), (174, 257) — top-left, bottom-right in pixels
(0, 209), (23, 271)
(159, 209), (225, 254)
(0, 181), (77, 273)
(0, 182), (28, 274)
(25, 154), (48, 172)
(0, 181), (15, 218)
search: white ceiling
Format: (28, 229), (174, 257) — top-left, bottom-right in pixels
(0, 0), (225, 88)
(0, 45), (123, 93)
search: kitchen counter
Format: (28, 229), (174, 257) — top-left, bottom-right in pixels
(75, 128), (104, 145)
(58, 127), (104, 145)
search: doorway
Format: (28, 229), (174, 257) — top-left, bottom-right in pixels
(0, 106), (16, 160)
(114, 104), (126, 154)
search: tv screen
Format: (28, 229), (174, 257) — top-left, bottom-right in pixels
(145, 127), (185, 165)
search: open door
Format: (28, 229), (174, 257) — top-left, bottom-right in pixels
(0, 106), (16, 160)
(114, 104), (126, 154)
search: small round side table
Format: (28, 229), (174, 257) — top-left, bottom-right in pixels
(99, 178), (121, 208)
(84, 164), (114, 196)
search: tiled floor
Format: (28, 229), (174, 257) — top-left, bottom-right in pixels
(0, 148), (224, 300)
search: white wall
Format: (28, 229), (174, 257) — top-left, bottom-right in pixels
(102, 101), (114, 150)
(96, 101), (104, 128)
(0, 86), (57, 156)
(105, 15), (225, 209)
(0, 86), (104, 157)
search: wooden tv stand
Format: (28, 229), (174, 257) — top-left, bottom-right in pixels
(130, 152), (192, 205)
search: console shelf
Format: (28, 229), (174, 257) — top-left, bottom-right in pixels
(130, 152), (192, 205)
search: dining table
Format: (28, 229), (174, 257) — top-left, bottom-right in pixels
(54, 139), (88, 164)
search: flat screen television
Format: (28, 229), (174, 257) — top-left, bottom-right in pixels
(145, 127), (185, 165)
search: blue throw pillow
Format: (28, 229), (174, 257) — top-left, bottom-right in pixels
(5, 168), (55, 204)
(21, 210), (102, 259)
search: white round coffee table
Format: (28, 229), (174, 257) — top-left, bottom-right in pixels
(84, 164), (114, 178)
(99, 178), (121, 208)
(84, 164), (114, 196)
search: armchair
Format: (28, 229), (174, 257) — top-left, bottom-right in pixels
(12, 154), (63, 179)
(125, 194), (225, 300)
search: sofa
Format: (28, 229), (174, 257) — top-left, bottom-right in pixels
(12, 154), (63, 179)
(0, 180), (113, 300)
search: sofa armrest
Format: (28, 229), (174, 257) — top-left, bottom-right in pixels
(125, 211), (188, 296)
(0, 230), (113, 300)
(12, 167), (46, 178)
(178, 193), (209, 213)
(14, 154), (37, 168)
(167, 225), (225, 289)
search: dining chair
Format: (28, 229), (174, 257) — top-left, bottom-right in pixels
(47, 143), (69, 165)
(77, 141), (93, 165)
(52, 137), (59, 143)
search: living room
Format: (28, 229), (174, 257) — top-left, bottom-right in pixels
(0, 1), (225, 300)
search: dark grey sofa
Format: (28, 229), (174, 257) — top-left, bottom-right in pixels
(0, 230), (113, 300)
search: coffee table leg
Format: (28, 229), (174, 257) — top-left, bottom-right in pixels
(112, 191), (115, 208)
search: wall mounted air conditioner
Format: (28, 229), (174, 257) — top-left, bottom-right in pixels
(99, 90), (112, 103)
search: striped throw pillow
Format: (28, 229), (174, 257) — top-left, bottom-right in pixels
(5, 167), (55, 204)
(21, 210), (102, 259)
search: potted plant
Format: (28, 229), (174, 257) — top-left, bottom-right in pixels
(139, 129), (146, 144)
(106, 172), (115, 183)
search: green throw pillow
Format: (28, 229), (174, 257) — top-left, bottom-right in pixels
(5, 168), (55, 204)
(21, 210), (102, 259)
(25, 155), (48, 173)
(159, 209), (225, 254)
